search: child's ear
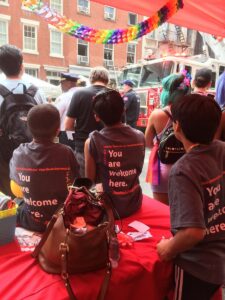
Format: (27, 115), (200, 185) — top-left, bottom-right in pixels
(173, 121), (183, 141)
(94, 114), (100, 122)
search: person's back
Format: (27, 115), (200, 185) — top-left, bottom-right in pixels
(157, 94), (224, 299)
(67, 85), (105, 151)
(9, 104), (79, 232)
(85, 89), (145, 218)
(0, 44), (46, 196)
(65, 67), (109, 177)
(145, 74), (190, 204)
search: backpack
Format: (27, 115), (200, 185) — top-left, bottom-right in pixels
(0, 83), (38, 161)
(157, 109), (185, 164)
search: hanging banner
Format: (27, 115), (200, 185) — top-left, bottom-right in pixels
(21, 0), (184, 44)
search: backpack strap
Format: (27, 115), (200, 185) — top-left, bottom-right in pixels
(26, 84), (38, 97)
(0, 84), (12, 98)
(162, 108), (172, 120)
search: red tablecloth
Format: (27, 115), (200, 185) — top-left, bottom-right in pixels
(0, 196), (222, 300)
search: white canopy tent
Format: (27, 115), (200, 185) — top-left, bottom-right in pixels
(0, 73), (62, 99)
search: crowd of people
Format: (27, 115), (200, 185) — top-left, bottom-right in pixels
(0, 43), (225, 299)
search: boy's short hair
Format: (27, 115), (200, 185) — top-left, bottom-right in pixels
(171, 94), (221, 144)
(89, 66), (109, 85)
(194, 68), (212, 88)
(27, 104), (60, 140)
(0, 44), (23, 77)
(93, 89), (124, 126)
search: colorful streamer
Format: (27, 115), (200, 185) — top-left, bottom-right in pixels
(21, 0), (183, 44)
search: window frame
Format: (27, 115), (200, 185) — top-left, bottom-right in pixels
(49, 27), (63, 58)
(127, 43), (136, 64)
(21, 18), (39, 54)
(128, 12), (138, 25)
(50, 0), (63, 14)
(0, 14), (10, 46)
(77, 0), (90, 15)
(0, 0), (9, 7)
(104, 6), (116, 21)
(77, 38), (89, 65)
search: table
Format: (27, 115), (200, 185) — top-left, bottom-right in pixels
(0, 195), (222, 300)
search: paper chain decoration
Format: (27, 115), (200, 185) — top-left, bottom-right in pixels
(21, 0), (183, 44)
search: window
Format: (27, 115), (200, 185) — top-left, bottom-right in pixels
(50, 30), (63, 57)
(24, 68), (38, 77)
(0, 19), (8, 46)
(50, 0), (62, 14)
(23, 25), (37, 52)
(104, 44), (114, 67)
(77, 0), (90, 14)
(140, 61), (174, 87)
(128, 13), (137, 25)
(77, 39), (89, 65)
(0, 0), (9, 6)
(219, 66), (225, 75)
(46, 70), (61, 85)
(104, 6), (115, 21)
(21, 19), (39, 53)
(127, 43), (136, 64)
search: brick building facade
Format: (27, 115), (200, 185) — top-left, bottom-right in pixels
(0, 0), (143, 85)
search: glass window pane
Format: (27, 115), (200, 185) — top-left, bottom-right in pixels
(24, 25), (36, 51)
(50, 0), (62, 13)
(0, 20), (7, 46)
(51, 31), (62, 55)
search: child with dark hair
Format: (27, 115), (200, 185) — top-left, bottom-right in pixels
(84, 89), (145, 218)
(9, 104), (79, 232)
(157, 94), (225, 299)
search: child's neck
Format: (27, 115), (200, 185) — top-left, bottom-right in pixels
(33, 138), (54, 144)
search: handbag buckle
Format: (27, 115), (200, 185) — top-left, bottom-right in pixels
(59, 242), (69, 253)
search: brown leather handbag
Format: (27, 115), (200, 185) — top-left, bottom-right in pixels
(32, 185), (116, 300)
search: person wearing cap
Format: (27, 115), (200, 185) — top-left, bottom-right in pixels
(192, 68), (213, 97)
(65, 66), (109, 177)
(54, 72), (80, 149)
(122, 80), (140, 128)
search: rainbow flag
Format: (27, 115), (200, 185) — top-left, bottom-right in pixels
(145, 144), (160, 185)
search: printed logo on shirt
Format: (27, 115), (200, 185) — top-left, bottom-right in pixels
(202, 173), (225, 240)
(103, 143), (144, 195)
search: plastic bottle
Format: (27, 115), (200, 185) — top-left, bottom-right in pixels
(109, 235), (120, 268)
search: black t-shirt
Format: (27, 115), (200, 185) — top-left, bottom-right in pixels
(10, 141), (79, 232)
(67, 85), (105, 152)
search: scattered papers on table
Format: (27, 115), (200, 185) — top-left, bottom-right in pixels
(15, 227), (42, 252)
(128, 220), (150, 233)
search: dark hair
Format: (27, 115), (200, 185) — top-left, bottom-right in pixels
(194, 68), (212, 88)
(27, 104), (60, 140)
(171, 94), (221, 144)
(93, 89), (124, 126)
(0, 44), (23, 76)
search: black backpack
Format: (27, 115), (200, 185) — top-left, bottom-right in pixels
(0, 83), (38, 161)
(157, 109), (185, 164)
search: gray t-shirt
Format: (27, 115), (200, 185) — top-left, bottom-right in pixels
(169, 140), (225, 284)
(89, 124), (145, 218)
(10, 142), (79, 232)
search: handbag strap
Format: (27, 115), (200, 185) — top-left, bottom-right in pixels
(32, 209), (63, 258)
(60, 230), (112, 300)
